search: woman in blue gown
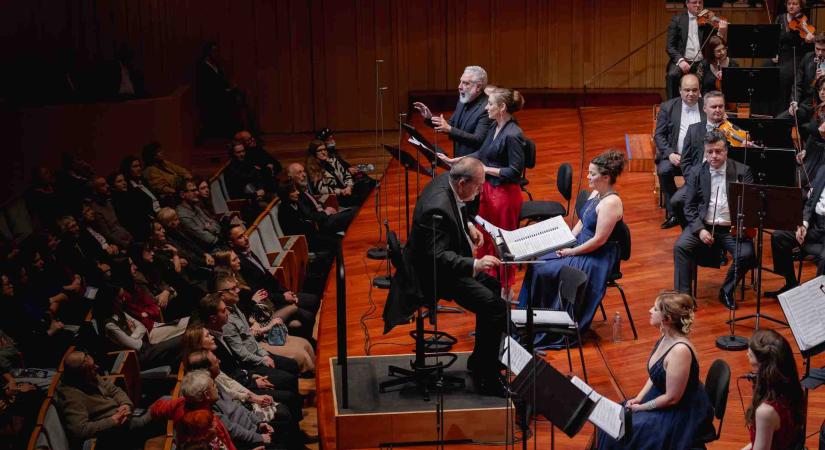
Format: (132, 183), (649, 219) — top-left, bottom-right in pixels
(597, 292), (714, 450)
(517, 150), (625, 347)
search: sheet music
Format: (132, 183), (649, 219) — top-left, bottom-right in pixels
(778, 275), (825, 352)
(500, 336), (532, 376)
(510, 309), (575, 327)
(474, 215), (576, 261)
(570, 376), (625, 439)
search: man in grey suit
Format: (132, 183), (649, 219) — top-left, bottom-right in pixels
(413, 66), (493, 157)
(655, 73), (705, 228)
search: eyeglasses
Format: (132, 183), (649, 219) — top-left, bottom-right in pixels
(219, 285), (240, 293)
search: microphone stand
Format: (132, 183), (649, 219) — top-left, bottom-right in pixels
(367, 59), (389, 262)
(431, 214), (446, 450)
(715, 183), (748, 351)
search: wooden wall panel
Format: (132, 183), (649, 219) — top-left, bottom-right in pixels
(2, 1), (776, 134)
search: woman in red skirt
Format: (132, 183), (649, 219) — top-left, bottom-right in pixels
(439, 88), (526, 295)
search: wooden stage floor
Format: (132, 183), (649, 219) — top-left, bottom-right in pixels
(313, 106), (825, 449)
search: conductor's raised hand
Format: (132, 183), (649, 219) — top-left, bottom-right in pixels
(467, 222), (484, 248)
(432, 114), (452, 133)
(412, 102), (432, 119)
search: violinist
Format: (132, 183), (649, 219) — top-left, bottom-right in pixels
(798, 76), (825, 178)
(666, 0), (728, 99)
(773, 0), (815, 115)
(783, 32), (825, 138)
(697, 35), (739, 95)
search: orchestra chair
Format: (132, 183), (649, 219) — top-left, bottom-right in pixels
(519, 162), (573, 224)
(519, 137), (537, 200)
(522, 265), (590, 382)
(379, 229), (463, 400)
(690, 359), (730, 449)
(689, 242), (749, 304)
(795, 242), (823, 285)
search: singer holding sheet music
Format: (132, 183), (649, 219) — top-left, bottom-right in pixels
(516, 151), (625, 348)
(742, 329), (804, 450)
(438, 88), (526, 292)
(403, 157), (509, 397)
(597, 292), (714, 449)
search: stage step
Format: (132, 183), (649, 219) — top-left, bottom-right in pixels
(624, 133), (655, 173)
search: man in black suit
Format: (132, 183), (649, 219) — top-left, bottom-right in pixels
(665, 0), (727, 99)
(782, 33), (825, 140)
(227, 224), (319, 340)
(656, 73), (705, 228)
(413, 66), (493, 157)
(673, 129), (755, 309)
(402, 157), (508, 396)
(286, 163), (355, 233)
(766, 165), (825, 297)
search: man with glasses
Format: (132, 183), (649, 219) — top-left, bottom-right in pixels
(176, 180), (222, 251)
(413, 66), (492, 157)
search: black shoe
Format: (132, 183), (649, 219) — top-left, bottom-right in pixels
(473, 372), (509, 398)
(661, 217), (680, 229)
(718, 289), (737, 310)
(764, 282), (798, 298)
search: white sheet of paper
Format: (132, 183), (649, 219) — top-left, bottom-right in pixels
(510, 309), (575, 327)
(570, 376), (624, 439)
(500, 336), (532, 376)
(474, 215), (504, 236)
(778, 275), (825, 351)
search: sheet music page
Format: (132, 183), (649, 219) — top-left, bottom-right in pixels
(778, 275), (825, 352)
(500, 336), (532, 376)
(511, 309), (575, 327)
(474, 215), (505, 237)
(498, 216), (576, 260)
(407, 136), (430, 151)
(570, 376), (624, 439)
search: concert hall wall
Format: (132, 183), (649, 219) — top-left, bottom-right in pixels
(0, 0), (783, 137)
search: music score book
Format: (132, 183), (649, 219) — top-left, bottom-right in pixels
(778, 275), (825, 358)
(474, 215), (576, 261)
(569, 376), (627, 440)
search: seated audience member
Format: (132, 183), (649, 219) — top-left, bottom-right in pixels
(673, 129), (755, 309)
(129, 241), (200, 321)
(197, 294), (303, 422)
(55, 215), (107, 276)
(26, 166), (64, 228)
(767, 165), (825, 297)
(185, 350), (301, 449)
(517, 151), (625, 348)
(306, 140), (373, 207)
(216, 274), (315, 375)
(743, 329), (805, 450)
(176, 180), (223, 252)
(56, 351), (162, 449)
(79, 200), (121, 258)
(194, 177), (220, 219)
(286, 163), (355, 233)
(224, 141), (275, 201)
(55, 152), (95, 215)
(276, 180), (337, 255)
(95, 286), (185, 369)
(0, 335), (42, 450)
(227, 225), (319, 340)
(596, 292), (713, 449)
(142, 141), (192, 200)
(120, 156), (161, 240)
(157, 207), (216, 267)
(88, 175), (134, 248)
(315, 128), (369, 175)
(150, 369), (237, 450)
(235, 130), (283, 180)
(19, 241), (87, 322)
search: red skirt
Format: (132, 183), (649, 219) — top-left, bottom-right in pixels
(476, 181), (523, 288)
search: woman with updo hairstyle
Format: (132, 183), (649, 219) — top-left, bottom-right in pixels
(742, 329), (804, 450)
(597, 292), (714, 449)
(517, 150), (626, 348)
(439, 88), (526, 293)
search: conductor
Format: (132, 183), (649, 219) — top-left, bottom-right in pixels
(405, 157), (509, 397)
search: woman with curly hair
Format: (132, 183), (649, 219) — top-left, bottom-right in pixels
(597, 292), (714, 449)
(742, 329), (804, 450)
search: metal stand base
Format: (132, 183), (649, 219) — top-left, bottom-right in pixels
(727, 313), (788, 328)
(372, 275), (391, 289)
(715, 335), (748, 351)
(367, 247), (388, 260)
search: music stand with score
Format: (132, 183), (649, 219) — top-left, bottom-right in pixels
(726, 24), (780, 60)
(401, 122), (451, 171)
(727, 147), (798, 187)
(727, 118), (794, 148)
(722, 68), (780, 106)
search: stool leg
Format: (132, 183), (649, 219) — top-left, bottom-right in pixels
(615, 284), (638, 340)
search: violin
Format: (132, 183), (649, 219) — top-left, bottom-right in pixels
(697, 9), (728, 29)
(718, 120), (749, 147)
(788, 13), (816, 40)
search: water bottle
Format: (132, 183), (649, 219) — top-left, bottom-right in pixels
(612, 312), (622, 343)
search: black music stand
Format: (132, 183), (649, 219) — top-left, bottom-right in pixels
(383, 144), (433, 237)
(402, 123), (451, 171)
(721, 68), (780, 105)
(728, 147), (798, 187)
(728, 182), (802, 329)
(725, 24), (780, 60)
(727, 118), (794, 148)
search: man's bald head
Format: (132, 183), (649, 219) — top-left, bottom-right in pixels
(679, 73), (701, 107)
(234, 130), (252, 141)
(448, 157), (484, 202)
(63, 351), (87, 371)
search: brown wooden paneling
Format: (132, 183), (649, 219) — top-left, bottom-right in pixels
(2, 1), (775, 134)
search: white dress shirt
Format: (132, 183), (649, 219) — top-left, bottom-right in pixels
(705, 163), (731, 226)
(813, 188), (825, 219)
(678, 102), (701, 154)
(685, 13), (702, 62)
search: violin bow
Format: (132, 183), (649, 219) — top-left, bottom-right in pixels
(710, 187), (720, 237)
(791, 48), (813, 187)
